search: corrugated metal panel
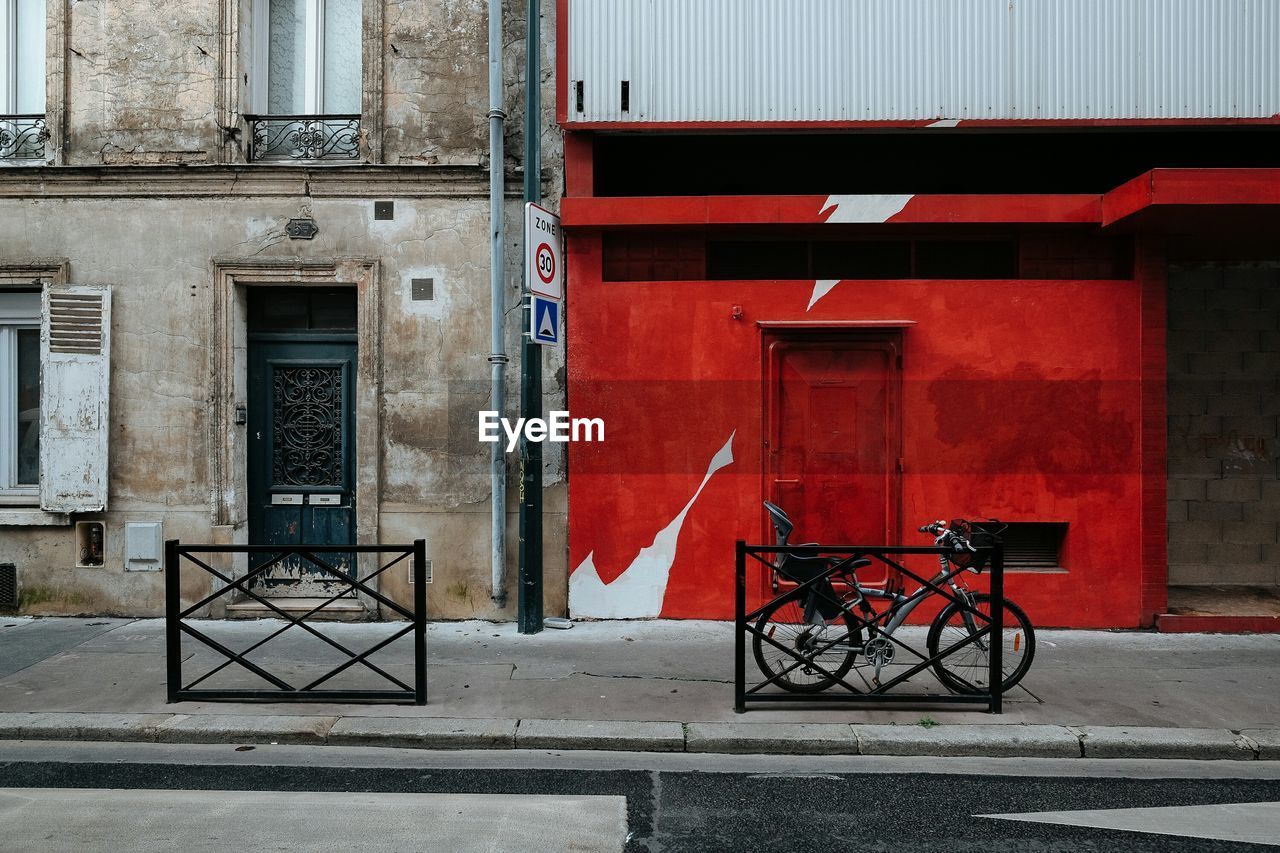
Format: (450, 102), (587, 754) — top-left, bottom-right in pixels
(567, 0), (1280, 123)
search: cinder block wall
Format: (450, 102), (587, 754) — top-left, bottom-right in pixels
(1167, 264), (1280, 587)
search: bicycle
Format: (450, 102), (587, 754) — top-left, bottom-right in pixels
(752, 501), (1036, 695)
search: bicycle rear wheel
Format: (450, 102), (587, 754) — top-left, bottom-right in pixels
(926, 594), (1035, 694)
(752, 591), (861, 693)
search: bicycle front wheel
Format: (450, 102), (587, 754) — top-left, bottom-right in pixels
(926, 594), (1035, 694)
(752, 591), (861, 693)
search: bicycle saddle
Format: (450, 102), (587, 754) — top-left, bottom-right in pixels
(790, 544), (872, 570)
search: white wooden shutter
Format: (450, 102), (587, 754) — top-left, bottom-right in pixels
(40, 284), (111, 512)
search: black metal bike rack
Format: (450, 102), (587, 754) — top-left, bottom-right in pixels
(165, 540), (427, 705)
(735, 541), (1005, 713)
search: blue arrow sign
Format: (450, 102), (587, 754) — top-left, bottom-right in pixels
(531, 295), (560, 346)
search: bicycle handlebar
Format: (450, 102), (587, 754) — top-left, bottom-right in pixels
(918, 520), (977, 552)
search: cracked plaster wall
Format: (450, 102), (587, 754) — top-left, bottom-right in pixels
(57, 0), (563, 169)
(382, 0), (561, 169)
(66, 0), (222, 163)
(0, 194), (567, 620)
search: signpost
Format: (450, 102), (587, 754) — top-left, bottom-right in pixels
(517, 0), (544, 635)
(526, 203), (562, 299)
(526, 202), (562, 349)
(517, 17), (552, 632)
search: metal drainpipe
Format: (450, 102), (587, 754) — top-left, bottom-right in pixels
(488, 0), (509, 608)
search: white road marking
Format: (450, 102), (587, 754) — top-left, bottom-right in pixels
(980, 800), (1280, 846)
(0, 788), (628, 853)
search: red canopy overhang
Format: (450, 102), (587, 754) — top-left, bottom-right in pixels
(1101, 168), (1280, 232)
(560, 170), (1280, 234)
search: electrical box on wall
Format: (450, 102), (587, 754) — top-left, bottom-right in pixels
(75, 521), (105, 568)
(409, 559), (432, 584)
(125, 522), (163, 572)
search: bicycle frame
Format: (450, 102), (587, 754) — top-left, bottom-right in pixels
(801, 551), (978, 646)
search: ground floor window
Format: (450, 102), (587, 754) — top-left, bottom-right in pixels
(0, 290), (39, 496)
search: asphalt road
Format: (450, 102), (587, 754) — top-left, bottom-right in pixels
(2, 742), (1279, 852)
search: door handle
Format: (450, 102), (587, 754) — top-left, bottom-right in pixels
(773, 479), (802, 485)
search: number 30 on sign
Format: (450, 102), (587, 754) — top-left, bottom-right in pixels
(525, 202), (562, 300)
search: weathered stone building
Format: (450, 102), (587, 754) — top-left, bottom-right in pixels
(0, 0), (566, 618)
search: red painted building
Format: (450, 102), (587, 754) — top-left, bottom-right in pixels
(555, 1), (1280, 629)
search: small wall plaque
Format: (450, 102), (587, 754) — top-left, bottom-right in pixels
(286, 218), (319, 239)
(374, 201), (394, 220)
(411, 278), (434, 301)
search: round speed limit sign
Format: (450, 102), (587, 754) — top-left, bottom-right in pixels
(526, 202), (562, 299)
(536, 243), (555, 284)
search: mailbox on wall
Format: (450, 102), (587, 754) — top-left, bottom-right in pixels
(125, 522), (163, 572)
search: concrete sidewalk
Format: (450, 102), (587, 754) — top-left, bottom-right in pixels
(0, 617), (1276, 759)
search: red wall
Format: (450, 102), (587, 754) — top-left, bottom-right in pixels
(566, 230), (1149, 628)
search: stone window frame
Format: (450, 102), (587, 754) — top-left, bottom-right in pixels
(219, 0), (384, 163)
(44, 0), (65, 164)
(209, 258), (383, 562)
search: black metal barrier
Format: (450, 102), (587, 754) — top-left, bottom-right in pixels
(735, 541), (1004, 713)
(165, 541), (426, 705)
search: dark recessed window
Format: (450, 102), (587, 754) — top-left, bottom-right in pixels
(605, 232), (1119, 281)
(915, 240), (1018, 278)
(248, 287), (357, 332)
(594, 130), (1280, 197)
(707, 241), (809, 280)
(812, 241), (913, 279)
(309, 289), (359, 329)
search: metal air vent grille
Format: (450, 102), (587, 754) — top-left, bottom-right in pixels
(1002, 523), (1067, 571)
(0, 563), (17, 609)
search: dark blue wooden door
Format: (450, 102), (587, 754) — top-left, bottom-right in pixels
(248, 340), (357, 587)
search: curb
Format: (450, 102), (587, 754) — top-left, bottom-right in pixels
(517, 719), (686, 753)
(0, 713), (1273, 760)
(686, 722), (858, 755)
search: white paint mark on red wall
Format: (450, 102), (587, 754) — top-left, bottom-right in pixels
(568, 431), (736, 619)
(808, 195), (916, 310)
(819, 194), (914, 224)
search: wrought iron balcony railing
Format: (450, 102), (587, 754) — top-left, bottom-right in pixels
(0, 116), (50, 161)
(246, 114), (361, 162)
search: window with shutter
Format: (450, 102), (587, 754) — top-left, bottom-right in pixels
(39, 284), (111, 513)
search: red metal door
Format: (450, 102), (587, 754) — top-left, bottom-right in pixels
(767, 336), (901, 559)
